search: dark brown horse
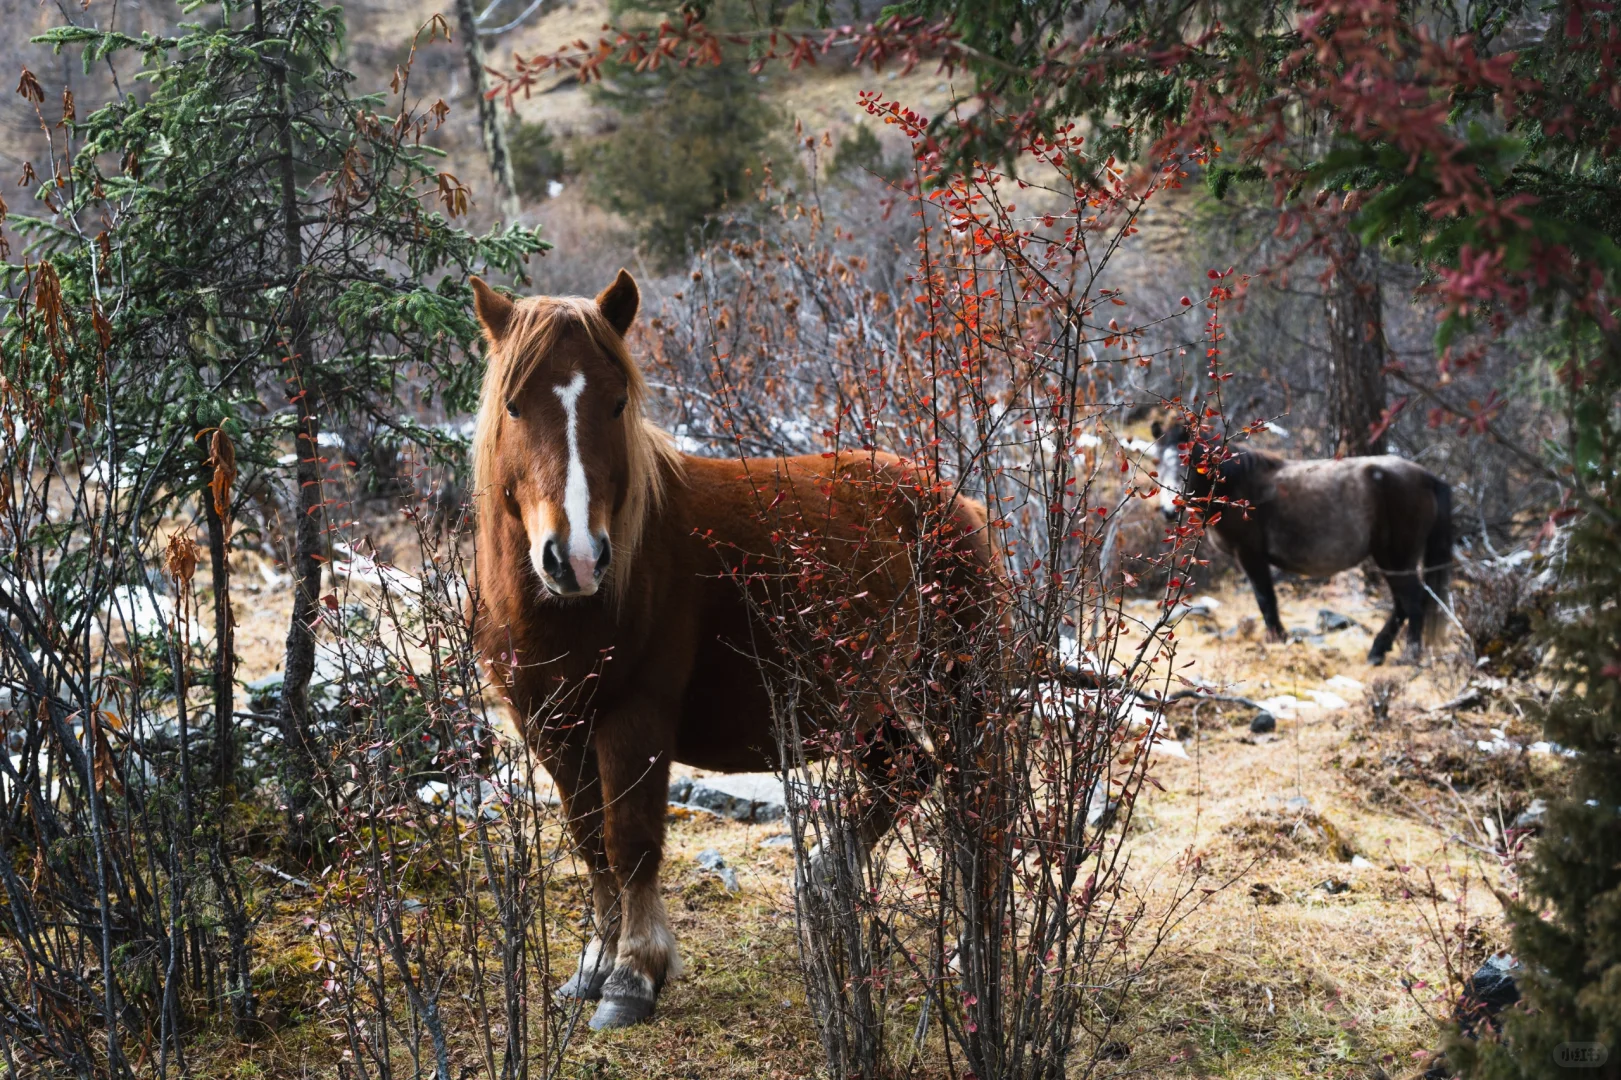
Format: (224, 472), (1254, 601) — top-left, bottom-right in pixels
(467, 271), (999, 1029)
(1151, 421), (1452, 663)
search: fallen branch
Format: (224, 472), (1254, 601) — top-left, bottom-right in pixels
(253, 861), (313, 890)
(1427, 687), (1488, 714)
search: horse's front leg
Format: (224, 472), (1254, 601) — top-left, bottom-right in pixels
(590, 703), (679, 1030)
(1236, 547), (1286, 643)
(540, 737), (619, 1002)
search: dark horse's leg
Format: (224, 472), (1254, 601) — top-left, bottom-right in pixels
(1368, 565), (1425, 664)
(544, 737), (619, 1002)
(1366, 602), (1405, 665)
(1395, 566), (1429, 661)
(1236, 546), (1287, 643)
(590, 704), (677, 1030)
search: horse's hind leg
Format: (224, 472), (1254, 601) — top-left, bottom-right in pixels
(1395, 568), (1429, 662)
(590, 713), (678, 1030)
(544, 740), (619, 1002)
(1368, 567), (1424, 665)
(809, 715), (936, 890)
(1367, 605), (1405, 665)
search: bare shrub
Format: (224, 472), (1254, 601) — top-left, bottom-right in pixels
(648, 112), (1229, 1077)
(292, 480), (594, 1080)
(1450, 547), (1561, 677)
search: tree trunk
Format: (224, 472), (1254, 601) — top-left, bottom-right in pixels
(203, 492), (235, 797)
(261, 0), (323, 853)
(454, 0), (520, 220)
(1325, 232), (1390, 457)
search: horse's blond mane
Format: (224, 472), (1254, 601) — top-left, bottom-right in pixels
(472, 294), (682, 597)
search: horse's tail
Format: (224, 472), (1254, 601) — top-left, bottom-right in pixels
(1423, 473), (1453, 644)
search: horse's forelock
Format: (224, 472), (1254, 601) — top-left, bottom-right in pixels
(473, 295), (682, 600)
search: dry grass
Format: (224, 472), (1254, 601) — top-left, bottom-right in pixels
(200, 539), (1553, 1079)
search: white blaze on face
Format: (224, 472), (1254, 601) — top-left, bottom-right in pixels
(552, 370), (597, 584)
(1158, 444), (1182, 514)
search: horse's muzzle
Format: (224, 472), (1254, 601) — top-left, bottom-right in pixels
(537, 532), (611, 597)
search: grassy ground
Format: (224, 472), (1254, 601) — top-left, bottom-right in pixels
(200, 544), (1551, 1079)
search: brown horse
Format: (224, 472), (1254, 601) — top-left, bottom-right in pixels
(467, 271), (999, 1029)
(1151, 420), (1452, 663)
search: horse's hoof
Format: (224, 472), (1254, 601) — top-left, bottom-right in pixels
(556, 967), (610, 1001)
(590, 994), (655, 1030)
(1367, 651), (1387, 666)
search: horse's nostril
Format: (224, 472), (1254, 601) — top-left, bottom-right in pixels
(541, 537), (563, 577)
(594, 535), (612, 576)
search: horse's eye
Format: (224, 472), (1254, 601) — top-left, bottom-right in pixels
(612, 398), (628, 418)
(506, 402), (519, 418)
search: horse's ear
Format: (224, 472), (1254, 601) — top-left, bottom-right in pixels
(1151, 420), (1164, 439)
(595, 268), (639, 338)
(470, 276), (515, 344)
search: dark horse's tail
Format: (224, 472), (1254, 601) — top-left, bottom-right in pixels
(1423, 473), (1453, 643)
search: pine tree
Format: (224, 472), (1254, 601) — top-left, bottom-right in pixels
(1447, 343), (1621, 1077)
(10, 0), (544, 843)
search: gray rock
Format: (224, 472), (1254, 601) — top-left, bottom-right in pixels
(1459, 955), (1521, 1036)
(246, 674), (284, 713)
(685, 773), (786, 823)
(760, 833), (793, 848)
(1317, 609), (1354, 633)
(1511, 798), (1547, 831)
(1250, 711), (1277, 734)
(668, 776), (694, 803)
(1083, 780), (1118, 833)
(694, 848), (740, 892)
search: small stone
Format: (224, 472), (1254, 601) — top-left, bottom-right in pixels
(1249, 882), (1284, 905)
(1084, 781), (1118, 833)
(1317, 609), (1354, 632)
(696, 848), (726, 871)
(1511, 798), (1547, 831)
(760, 833), (793, 848)
(1350, 854), (1374, 869)
(1250, 711), (1277, 734)
(717, 867), (741, 893)
(668, 776), (694, 803)
(246, 673), (284, 712)
(1318, 878), (1350, 895)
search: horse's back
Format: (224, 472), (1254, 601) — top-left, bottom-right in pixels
(1262, 454), (1439, 576)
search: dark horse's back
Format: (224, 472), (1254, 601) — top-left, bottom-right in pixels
(658, 451), (999, 772)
